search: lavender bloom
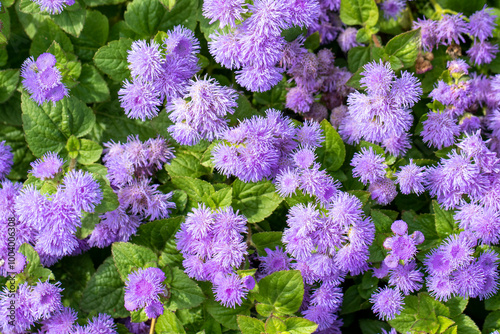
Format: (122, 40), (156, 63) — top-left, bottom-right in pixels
(380, 0), (406, 20)
(29, 281), (64, 320)
(369, 177), (397, 206)
(0, 141), (13, 180)
(21, 53), (68, 105)
(360, 61), (395, 96)
(286, 86), (314, 113)
(447, 59), (469, 75)
(213, 273), (249, 308)
(85, 314), (117, 334)
(40, 307), (77, 333)
(351, 147), (386, 185)
(124, 267), (166, 318)
(127, 40), (164, 82)
(468, 6), (497, 42)
(33, 0), (74, 14)
(388, 261), (423, 295)
(61, 170), (103, 213)
(209, 31), (242, 69)
(338, 28), (360, 53)
(236, 64), (284, 92)
(118, 79), (161, 121)
(167, 76), (238, 145)
(245, 0), (290, 37)
(29, 152), (64, 180)
(286, 0), (320, 27)
(275, 168), (300, 197)
(436, 14), (468, 46)
(467, 41), (499, 66)
(154, 56), (199, 101)
(413, 18), (438, 51)
(394, 159), (426, 195)
(370, 287), (404, 320)
(202, 0), (247, 27)
(89, 205), (141, 248)
(0, 283), (35, 333)
(421, 111), (459, 149)
(259, 247), (291, 276)
(165, 25), (201, 59)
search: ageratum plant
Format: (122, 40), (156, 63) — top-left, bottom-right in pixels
(1, 0), (500, 333)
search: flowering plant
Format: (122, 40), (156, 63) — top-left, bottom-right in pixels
(1, 0), (500, 333)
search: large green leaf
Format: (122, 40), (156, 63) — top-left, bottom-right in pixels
(255, 270), (304, 316)
(156, 311), (186, 333)
(384, 29), (421, 69)
(340, 0), (379, 27)
(72, 10), (109, 61)
(52, 2), (86, 37)
(21, 94), (96, 157)
(166, 267), (205, 310)
(316, 119), (346, 172)
(0, 69), (19, 103)
(72, 64), (110, 103)
(94, 38), (133, 82)
(131, 216), (184, 254)
(111, 242), (158, 281)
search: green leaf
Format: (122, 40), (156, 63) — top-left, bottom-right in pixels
(255, 270), (304, 315)
(266, 316), (287, 333)
(77, 139), (103, 165)
(111, 242), (158, 281)
(284, 317), (318, 334)
(451, 314), (480, 334)
(94, 174), (120, 213)
(203, 187), (233, 209)
(159, 0), (176, 10)
(72, 64), (110, 103)
(232, 179), (283, 223)
(483, 310), (500, 334)
(19, 0), (41, 14)
(205, 297), (251, 330)
(252, 232), (284, 256)
(384, 29), (421, 69)
(131, 216), (184, 253)
(166, 267), (205, 310)
(340, 0), (379, 27)
(237, 315), (265, 334)
(22, 94), (96, 157)
(77, 212), (100, 239)
(131, 309), (149, 323)
(30, 20), (74, 58)
(72, 10), (109, 61)
(371, 209), (393, 233)
(255, 303), (275, 317)
(341, 285), (364, 314)
(316, 119), (346, 172)
(124, 0), (169, 37)
(18, 243), (54, 282)
(156, 311), (186, 333)
(0, 69), (19, 103)
(171, 176), (215, 204)
(436, 0), (485, 16)
(445, 297), (468, 318)
(0, 124), (34, 180)
(165, 150), (211, 178)
(80, 257), (129, 317)
(52, 2), (86, 37)
(347, 46), (371, 73)
(304, 32), (320, 50)
(94, 38), (133, 82)
(432, 200), (455, 238)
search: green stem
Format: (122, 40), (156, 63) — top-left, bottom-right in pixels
(69, 158), (77, 171)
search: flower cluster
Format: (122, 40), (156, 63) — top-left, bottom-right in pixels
(31, 0), (75, 14)
(282, 192), (375, 330)
(21, 53), (68, 105)
(166, 76), (238, 146)
(308, 0), (342, 45)
(340, 60), (422, 156)
(413, 6), (498, 65)
(176, 204), (250, 308)
(351, 146), (397, 205)
(207, 0), (320, 92)
(90, 136), (176, 248)
(424, 231), (500, 301)
(124, 267), (167, 318)
(371, 220), (424, 320)
(0, 141), (13, 180)
(119, 26), (200, 121)
(275, 145), (339, 205)
(284, 45), (353, 118)
(380, 0), (407, 20)
(29, 152), (64, 180)
(213, 109), (323, 182)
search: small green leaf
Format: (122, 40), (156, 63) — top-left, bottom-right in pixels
(284, 317), (318, 334)
(52, 2), (86, 37)
(432, 200), (455, 238)
(18, 243), (54, 282)
(255, 270), (304, 315)
(94, 38), (133, 82)
(111, 242), (158, 281)
(156, 311), (186, 333)
(30, 20), (74, 57)
(340, 0), (379, 27)
(94, 174), (120, 213)
(76, 139), (103, 165)
(452, 314), (480, 334)
(72, 10), (109, 61)
(384, 29), (421, 69)
(80, 257), (129, 317)
(237, 315), (266, 334)
(171, 176), (215, 204)
(0, 69), (19, 103)
(316, 120), (346, 172)
(483, 310), (500, 334)
(131, 216), (184, 253)
(347, 46), (371, 73)
(203, 187), (232, 209)
(166, 267), (205, 310)
(266, 316), (287, 333)
(206, 297), (251, 330)
(165, 150), (211, 178)
(252, 232), (284, 256)
(72, 64), (110, 103)
(232, 179), (283, 223)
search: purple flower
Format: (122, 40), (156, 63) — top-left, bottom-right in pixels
(118, 79), (161, 121)
(34, 0), (74, 14)
(327, 191), (363, 229)
(468, 6), (497, 42)
(259, 247), (291, 276)
(390, 71), (423, 108)
(0, 283), (35, 333)
(413, 18), (438, 51)
(202, 0), (247, 27)
(452, 262), (486, 298)
(436, 14), (468, 46)
(275, 168), (300, 197)
(370, 287), (404, 320)
(0, 141), (13, 180)
(369, 177), (397, 206)
(124, 267), (166, 317)
(394, 159), (426, 195)
(360, 60), (395, 96)
(427, 274), (454, 301)
(29, 152), (64, 180)
(154, 56), (199, 101)
(40, 307), (77, 333)
(286, 86), (314, 113)
(388, 261), (423, 295)
(165, 25), (201, 59)
(338, 28), (361, 53)
(447, 59), (469, 75)
(236, 64), (284, 92)
(85, 313), (117, 334)
(208, 31), (242, 69)
(127, 40), (164, 82)
(213, 273), (248, 308)
(296, 120), (324, 148)
(89, 205), (141, 248)
(421, 111), (459, 149)
(380, 0), (406, 20)
(467, 41), (499, 66)
(351, 147), (386, 185)
(21, 53), (68, 105)
(61, 170), (103, 213)
(286, 0), (320, 27)
(245, 0), (290, 37)
(29, 281), (63, 320)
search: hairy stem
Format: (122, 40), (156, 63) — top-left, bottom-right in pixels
(149, 317), (156, 334)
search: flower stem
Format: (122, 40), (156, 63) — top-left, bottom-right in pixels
(149, 317), (156, 334)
